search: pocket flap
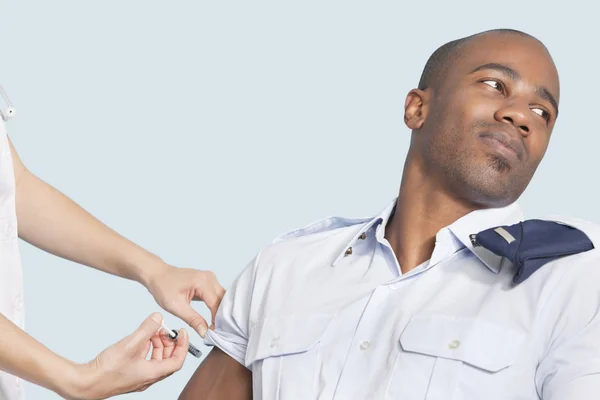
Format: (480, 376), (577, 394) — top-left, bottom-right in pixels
(399, 315), (526, 372)
(246, 313), (334, 364)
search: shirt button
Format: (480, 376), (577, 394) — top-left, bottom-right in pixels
(344, 247), (353, 257)
(270, 338), (279, 348)
(448, 340), (461, 350)
(359, 340), (371, 351)
(16, 377), (21, 387)
(359, 232), (367, 240)
(14, 295), (23, 311)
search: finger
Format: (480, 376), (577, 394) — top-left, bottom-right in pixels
(209, 306), (217, 331)
(130, 313), (163, 347)
(215, 283), (226, 300)
(161, 331), (177, 359)
(142, 340), (152, 359)
(171, 328), (189, 359)
(199, 290), (221, 331)
(155, 328), (189, 376)
(150, 333), (164, 361)
(211, 286), (224, 330)
(176, 302), (209, 338)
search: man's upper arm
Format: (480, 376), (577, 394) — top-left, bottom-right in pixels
(179, 255), (260, 398)
(535, 256), (600, 399)
(178, 347), (252, 400)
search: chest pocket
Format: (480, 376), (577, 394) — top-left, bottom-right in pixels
(246, 313), (334, 400)
(387, 315), (526, 400)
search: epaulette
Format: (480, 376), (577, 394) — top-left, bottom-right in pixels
(471, 218), (596, 284)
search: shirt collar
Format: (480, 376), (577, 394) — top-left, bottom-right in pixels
(333, 198), (525, 273)
(332, 199), (396, 266)
(447, 202), (525, 273)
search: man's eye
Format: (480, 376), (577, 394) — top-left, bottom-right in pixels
(482, 80), (503, 91)
(532, 107), (551, 121)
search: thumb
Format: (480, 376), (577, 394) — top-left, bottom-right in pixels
(177, 304), (208, 338)
(130, 312), (163, 346)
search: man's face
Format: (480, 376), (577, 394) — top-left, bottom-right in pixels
(411, 33), (560, 208)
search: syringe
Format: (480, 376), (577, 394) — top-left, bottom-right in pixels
(160, 322), (202, 358)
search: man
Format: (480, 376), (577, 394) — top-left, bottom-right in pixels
(0, 107), (225, 397)
(180, 29), (600, 399)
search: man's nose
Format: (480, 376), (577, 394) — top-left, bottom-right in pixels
(495, 103), (532, 137)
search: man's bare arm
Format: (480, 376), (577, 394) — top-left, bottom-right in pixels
(179, 348), (252, 400)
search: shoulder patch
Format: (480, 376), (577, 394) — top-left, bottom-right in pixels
(272, 215), (372, 244)
(543, 215), (600, 246)
(473, 217), (596, 284)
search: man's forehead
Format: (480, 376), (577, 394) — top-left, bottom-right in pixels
(456, 36), (560, 95)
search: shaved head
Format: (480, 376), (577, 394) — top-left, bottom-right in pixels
(417, 29), (546, 91)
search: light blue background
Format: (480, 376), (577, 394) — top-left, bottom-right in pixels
(0, 0), (598, 398)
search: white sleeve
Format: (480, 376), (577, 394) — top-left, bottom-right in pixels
(203, 254), (260, 368)
(535, 259), (600, 399)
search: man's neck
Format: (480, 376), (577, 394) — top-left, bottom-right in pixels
(385, 163), (476, 274)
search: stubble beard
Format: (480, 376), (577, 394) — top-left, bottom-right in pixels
(486, 153), (511, 174)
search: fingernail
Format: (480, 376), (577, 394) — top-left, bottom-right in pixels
(160, 329), (171, 338)
(151, 313), (163, 324)
(198, 324), (207, 338)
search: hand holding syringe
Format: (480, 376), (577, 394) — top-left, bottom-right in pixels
(160, 322), (202, 358)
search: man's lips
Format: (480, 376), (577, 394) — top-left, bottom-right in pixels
(479, 131), (524, 161)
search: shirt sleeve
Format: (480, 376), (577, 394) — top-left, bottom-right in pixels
(203, 254), (260, 368)
(535, 258), (600, 399)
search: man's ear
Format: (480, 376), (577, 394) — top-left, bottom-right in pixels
(404, 88), (430, 130)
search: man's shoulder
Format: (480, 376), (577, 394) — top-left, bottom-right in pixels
(537, 215), (600, 279)
(543, 215), (600, 242)
(271, 215), (373, 244)
(528, 216), (600, 336)
(253, 213), (374, 268)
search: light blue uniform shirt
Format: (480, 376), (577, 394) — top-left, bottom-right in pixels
(206, 199), (600, 399)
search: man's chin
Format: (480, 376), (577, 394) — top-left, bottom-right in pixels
(458, 166), (518, 207)
(485, 154), (512, 174)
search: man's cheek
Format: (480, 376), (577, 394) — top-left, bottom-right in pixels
(469, 102), (498, 122)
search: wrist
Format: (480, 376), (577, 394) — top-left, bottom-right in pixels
(139, 258), (173, 290)
(55, 361), (96, 400)
(132, 253), (169, 288)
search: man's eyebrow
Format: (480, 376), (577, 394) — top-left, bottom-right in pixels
(470, 63), (521, 81)
(470, 62), (559, 117)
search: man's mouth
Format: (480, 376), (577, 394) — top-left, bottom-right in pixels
(479, 132), (524, 162)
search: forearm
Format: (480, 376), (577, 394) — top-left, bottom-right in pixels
(15, 169), (165, 286)
(0, 312), (84, 399)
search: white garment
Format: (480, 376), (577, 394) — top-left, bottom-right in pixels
(0, 118), (25, 400)
(206, 198), (600, 399)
